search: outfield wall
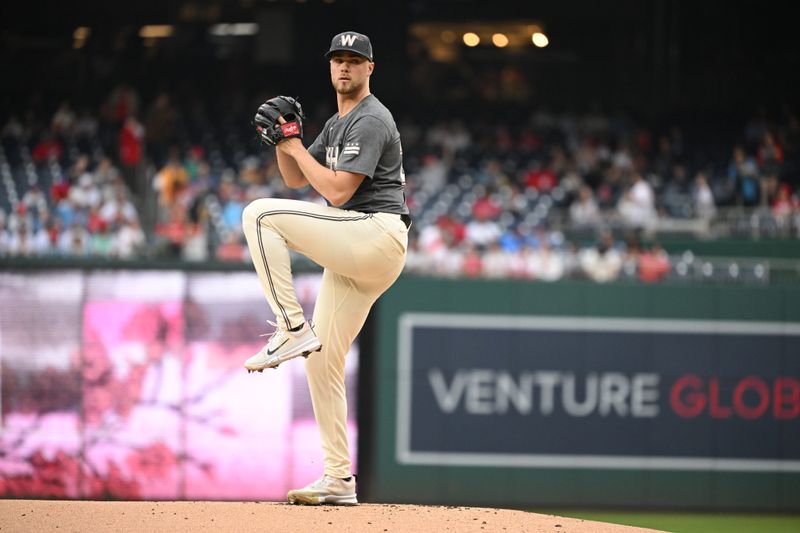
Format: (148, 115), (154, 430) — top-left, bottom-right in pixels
(367, 277), (800, 510)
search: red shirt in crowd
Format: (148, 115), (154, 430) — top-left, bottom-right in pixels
(524, 168), (558, 192)
(32, 138), (63, 162)
(119, 118), (144, 166)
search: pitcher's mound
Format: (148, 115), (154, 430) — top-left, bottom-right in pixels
(1, 500), (662, 532)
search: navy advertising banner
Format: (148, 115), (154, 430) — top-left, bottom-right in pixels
(395, 314), (800, 472)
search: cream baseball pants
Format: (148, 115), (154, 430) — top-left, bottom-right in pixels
(242, 198), (408, 479)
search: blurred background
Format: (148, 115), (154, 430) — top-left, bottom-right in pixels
(0, 1), (798, 531)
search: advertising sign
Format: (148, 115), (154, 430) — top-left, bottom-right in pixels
(0, 270), (358, 499)
(396, 313), (800, 472)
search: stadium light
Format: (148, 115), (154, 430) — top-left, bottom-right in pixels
(492, 33), (509, 47)
(139, 25), (174, 39)
(463, 32), (480, 47)
(532, 32), (549, 47)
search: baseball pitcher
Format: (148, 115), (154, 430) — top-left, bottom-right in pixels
(242, 31), (409, 505)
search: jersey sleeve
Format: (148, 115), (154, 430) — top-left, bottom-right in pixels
(334, 115), (388, 178)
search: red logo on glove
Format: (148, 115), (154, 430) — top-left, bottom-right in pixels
(281, 122), (300, 137)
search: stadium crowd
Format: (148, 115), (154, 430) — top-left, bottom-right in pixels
(1, 84), (798, 283)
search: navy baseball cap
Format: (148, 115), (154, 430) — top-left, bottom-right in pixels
(325, 31), (373, 62)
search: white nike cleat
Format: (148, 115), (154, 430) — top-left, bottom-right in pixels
(287, 475), (358, 505)
(244, 320), (321, 372)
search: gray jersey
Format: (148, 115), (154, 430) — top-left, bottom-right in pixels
(308, 94), (408, 214)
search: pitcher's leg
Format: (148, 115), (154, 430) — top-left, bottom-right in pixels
(242, 198), (307, 329)
(305, 270), (378, 478)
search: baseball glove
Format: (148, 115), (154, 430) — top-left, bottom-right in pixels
(253, 96), (305, 146)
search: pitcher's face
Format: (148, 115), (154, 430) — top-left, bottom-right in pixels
(330, 52), (373, 95)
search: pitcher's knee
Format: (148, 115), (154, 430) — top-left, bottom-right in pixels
(242, 198), (277, 227)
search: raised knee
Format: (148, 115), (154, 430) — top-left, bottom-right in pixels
(242, 198), (272, 226)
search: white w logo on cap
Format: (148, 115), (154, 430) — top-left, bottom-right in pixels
(340, 34), (357, 46)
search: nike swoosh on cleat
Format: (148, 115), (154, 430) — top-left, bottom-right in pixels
(266, 338), (290, 356)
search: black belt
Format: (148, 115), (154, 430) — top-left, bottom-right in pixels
(362, 211), (411, 229)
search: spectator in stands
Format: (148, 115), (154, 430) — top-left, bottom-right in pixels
(58, 221), (90, 256)
(50, 172), (70, 203)
(760, 172), (781, 208)
(638, 241), (671, 283)
(51, 101), (76, 139)
(21, 184), (48, 230)
(118, 115), (145, 196)
(574, 137), (601, 176)
(215, 230), (246, 262)
(73, 107), (99, 141)
(692, 172), (716, 220)
(482, 241), (513, 278)
(31, 132), (63, 162)
(67, 154), (90, 182)
(45, 217), (62, 252)
(569, 185), (601, 228)
(218, 178), (244, 236)
(528, 240), (565, 282)
(402, 237), (426, 275)
(418, 215), (464, 266)
(416, 153), (448, 193)
(53, 196), (76, 227)
(617, 173), (656, 230)
(154, 204), (190, 258)
(86, 206), (106, 234)
(772, 183), (798, 231)
(611, 142), (634, 175)
(89, 221), (116, 257)
(514, 244), (536, 279)
(757, 131), (784, 175)
(6, 220), (37, 256)
(116, 219), (146, 259)
(95, 156), (122, 188)
(524, 160), (557, 192)
(154, 149), (189, 210)
(433, 120), (471, 161)
(472, 190), (502, 219)
(727, 145), (760, 206)
(621, 233), (642, 279)
(100, 186), (138, 227)
(660, 163), (691, 217)
(558, 168), (584, 200)
(460, 242), (482, 278)
(182, 221), (209, 262)
(183, 146), (207, 183)
(580, 232), (623, 282)
(69, 173), (102, 214)
(562, 241), (582, 279)
(436, 237), (466, 277)
(465, 203), (502, 247)
(499, 225), (525, 254)
(476, 159), (509, 187)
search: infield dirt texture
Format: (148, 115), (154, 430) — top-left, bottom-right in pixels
(0, 500), (662, 532)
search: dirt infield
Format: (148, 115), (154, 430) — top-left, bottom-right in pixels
(0, 500), (662, 533)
